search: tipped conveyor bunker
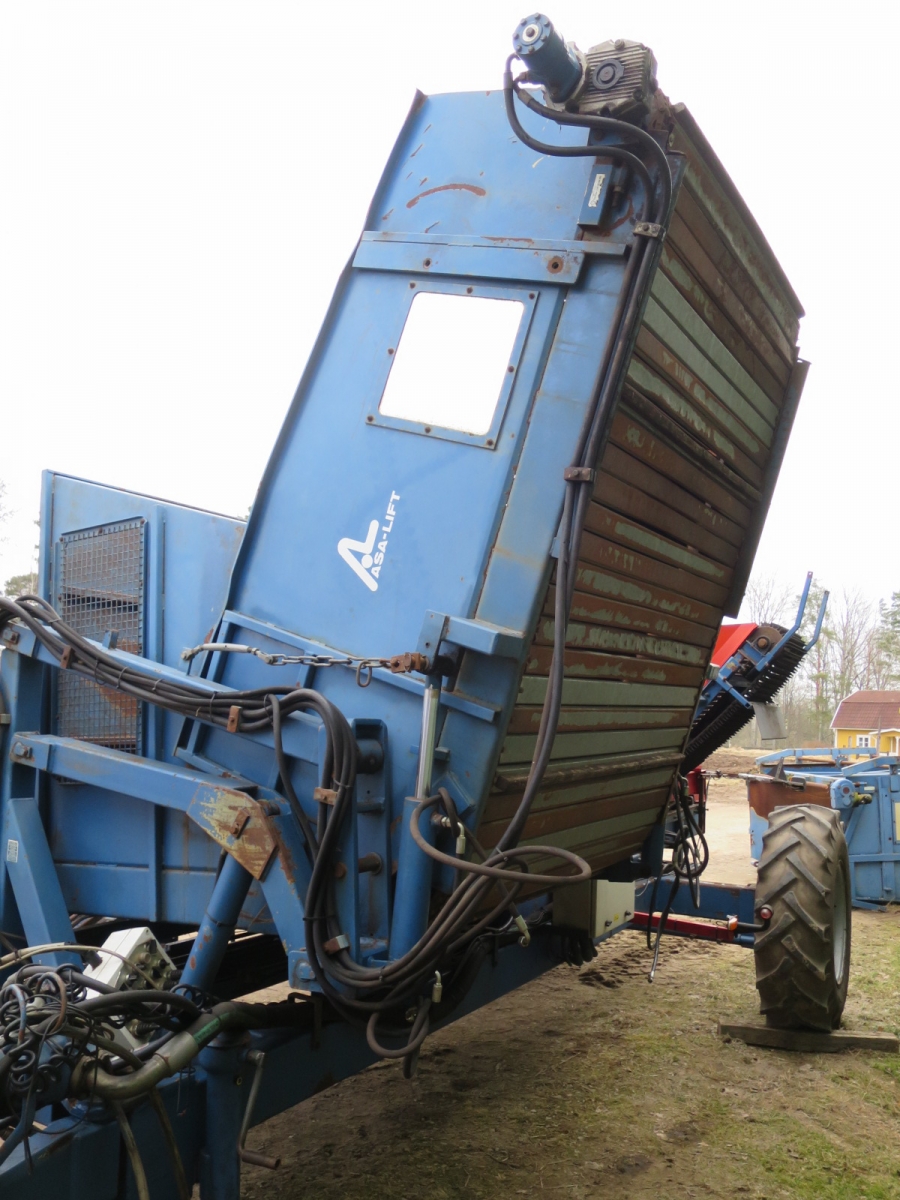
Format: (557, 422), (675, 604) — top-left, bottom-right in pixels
(683, 573), (828, 772)
(0, 14), (850, 1200)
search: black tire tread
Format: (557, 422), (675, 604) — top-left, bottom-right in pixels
(753, 804), (851, 1031)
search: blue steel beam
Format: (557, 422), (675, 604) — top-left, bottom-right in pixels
(9, 734), (280, 880)
(4, 796), (79, 968)
(1, 623), (323, 765)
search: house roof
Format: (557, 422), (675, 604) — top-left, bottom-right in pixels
(831, 691), (900, 730)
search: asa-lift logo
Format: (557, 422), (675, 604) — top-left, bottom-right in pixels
(337, 492), (400, 592)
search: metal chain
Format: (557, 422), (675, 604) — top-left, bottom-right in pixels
(180, 642), (429, 687)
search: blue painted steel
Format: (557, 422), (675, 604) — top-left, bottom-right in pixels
(0, 925), (578, 1197)
(511, 13), (583, 101)
(636, 878), (757, 926)
(4, 796), (79, 968)
(750, 748), (900, 906)
(181, 855), (254, 992)
(389, 796), (437, 959)
(0, 87), (661, 982)
(198, 1038), (245, 1198)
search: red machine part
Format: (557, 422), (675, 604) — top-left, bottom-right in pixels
(631, 911), (739, 943)
(710, 622), (758, 668)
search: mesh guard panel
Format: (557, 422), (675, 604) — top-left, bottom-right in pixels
(56, 520), (145, 753)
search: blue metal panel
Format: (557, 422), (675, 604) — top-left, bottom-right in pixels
(749, 749), (900, 906)
(40, 470), (246, 765)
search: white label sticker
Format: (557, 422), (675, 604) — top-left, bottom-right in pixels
(588, 172), (607, 208)
(6, 840), (18, 864)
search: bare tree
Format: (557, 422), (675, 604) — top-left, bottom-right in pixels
(731, 577), (900, 750)
(742, 573), (795, 625)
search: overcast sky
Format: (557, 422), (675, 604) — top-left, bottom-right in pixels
(1, 2), (897, 616)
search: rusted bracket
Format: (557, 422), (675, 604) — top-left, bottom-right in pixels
(563, 466), (595, 483)
(188, 789), (277, 879)
(633, 221), (664, 240)
(7, 733), (279, 880)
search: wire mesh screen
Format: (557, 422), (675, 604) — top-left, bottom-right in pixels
(57, 520), (145, 754)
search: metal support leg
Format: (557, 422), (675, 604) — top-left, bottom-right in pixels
(198, 1035), (247, 1200)
(388, 679), (440, 959)
(180, 853), (252, 992)
(5, 796), (79, 967)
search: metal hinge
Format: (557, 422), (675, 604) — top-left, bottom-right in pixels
(634, 222), (665, 240)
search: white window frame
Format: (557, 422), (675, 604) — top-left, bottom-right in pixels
(856, 734), (871, 748)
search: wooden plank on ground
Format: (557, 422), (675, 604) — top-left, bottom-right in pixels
(718, 1021), (899, 1054)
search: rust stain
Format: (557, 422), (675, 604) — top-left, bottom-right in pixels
(409, 143), (424, 158)
(485, 235), (533, 244)
(381, 208), (393, 221)
(406, 183), (486, 209)
(272, 821), (300, 890)
(190, 787), (277, 879)
(608, 196), (636, 234)
(747, 777), (829, 819)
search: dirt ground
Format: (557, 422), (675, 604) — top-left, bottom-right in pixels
(240, 749), (900, 1200)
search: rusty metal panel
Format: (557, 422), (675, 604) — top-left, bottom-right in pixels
(576, 528), (728, 610)
(659, 243), (787, 400)
(524, 645), (706, 688)
(507, 704), (690, 736)
(668, 187), (796, 368)
(546, 586), (716, 649)
(649, 272), (780, 429)
(746, 776), (831, 820)
(608, 408), (752, 527)
(670, 113), (801, 346)
(630, 339), (767, 477)
(582, 503), (734, 591)
(592, 475), (739, 566)
(489, 98), (805, 870)
(568, 561), (722, 630)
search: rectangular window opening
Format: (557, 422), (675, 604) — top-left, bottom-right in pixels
(379, 291), (524, 437)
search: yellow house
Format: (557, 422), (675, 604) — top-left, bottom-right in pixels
(831, 691), (900, 755)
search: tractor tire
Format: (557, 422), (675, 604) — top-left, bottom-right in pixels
(753, 804), (851, 1031)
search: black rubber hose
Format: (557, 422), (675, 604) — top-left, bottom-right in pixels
(502, 63), (658, 219)
(507, 71), (672, 221)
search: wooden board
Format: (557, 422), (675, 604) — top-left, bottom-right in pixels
(718, 1021), (899, 1054)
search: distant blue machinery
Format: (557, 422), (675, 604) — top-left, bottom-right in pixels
(683, 572), (829, 772)
(747, 748), (900, 910)
(0, 13), (818, 1199)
